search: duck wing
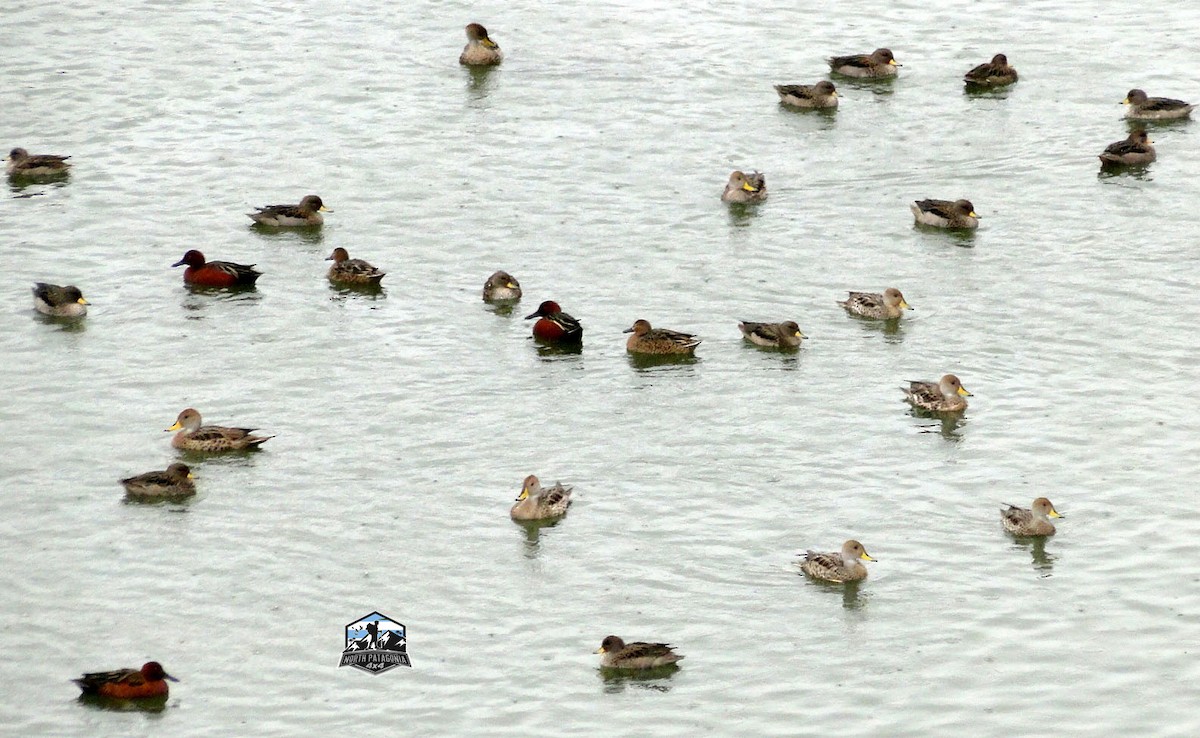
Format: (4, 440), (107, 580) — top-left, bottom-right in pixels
(913, 199), (956, 219)
(1143, 96), (1191, 111)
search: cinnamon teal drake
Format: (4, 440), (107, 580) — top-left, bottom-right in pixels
(903, 374), (971, 413)
(774, 80), (838, 109)
(166, 408), (273, 452)
(624, 319), (700, 355)
(738, 321), (805, 349)
(73, 662), (178, 699)
(799, 540), (875, 583)
(32, 283), (88, 317)
(1001, 498), (1063, 536)
(595, 636), (684, 670)
(721, 170), (767, 203)
(829, 48), (898, 78)
(326, 247), (385, 285)
(482, 271), (522, 302)
(911, 199), (979, 229)
(460, 23), (503, 66)
(839, 288), (910, 320)
(172, 250), (261, 287)
(964, 53), (1018, 87)
(121, 463), (195, 499)
(525, 300), (583, 344)
(247, 195), (329, 227)
(510, 474), (573, 521)
(6, 147), (70, 177)
(1123, 89), (1194, 120)
(1099, 129), (1156, 167)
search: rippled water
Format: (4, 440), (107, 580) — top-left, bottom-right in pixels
(4, 0), (1200, 735)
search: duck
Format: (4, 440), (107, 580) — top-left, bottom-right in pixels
(738, 320), (805, 349)
(247, 195), (329, 227)
(911, 199), (979, 229)
(721, 170), (767, 203)
(326, 248), (385, 285)
(482, 271), (522, 302)
(964, 53), (1018, 87)
(839, 288), (910, 319)
(774, 80), (838, 109)
(72, 662), (178, 699)
(1099, 129), (1156, 167)
(32, 283), (88, 317)
(459, 23), (503, 66)
(828, 48), (899, 78)
(799, 540), (875, 583)
(903, 374), (971, 412)
(166, 408), (273, 452)
(624, 319), (700, 355)
(6, 147), (70, 177)
(121, 463), (196, 499)
(595, 636), (684, 670)
(524, 300), (583, 344)
(172, 250), (261, 287)
(1001, 497), (1063, 536)
(1124, 89), (1194, 120)
(510, 474), (573, 521)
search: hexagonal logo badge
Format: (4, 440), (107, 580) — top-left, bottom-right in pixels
(338, 612), (411, 674)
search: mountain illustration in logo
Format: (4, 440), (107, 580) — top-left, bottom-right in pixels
(339, 611), (411, 673)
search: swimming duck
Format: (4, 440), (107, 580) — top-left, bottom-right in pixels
(595, 636), (684, 670)
(459, 23), (503, 66)
(524, 300), (583, 344)
(839, 288), (910, 319)
(799, 540), (875, 583)
(624, 319), (700, 355)
(738, 320), (805, 349)
(32, 283), (88, 317)
(828, 48), (899, 78)
(326, 247), (385, 285)
(903, 374), (971, 412)
(482, 271), (522, 302)
(1123, 89), (1194, 120)
(964, 53), (1018, 86)
(774, 80), (838, 109)
(166, 408), (273, 452)
(510, 474), (573, 521)
(721, 170), (767, 203)
(1099, 129), (1156, 167)
(121, 463), (196, 499)
(73, 662), (178, 699)
(1001, 497), (1063, 536)
(6, 147), (70, 177)
(247, 195), (329, 227)
(911, 199), (979, 229)
(172, 250), (262, 287)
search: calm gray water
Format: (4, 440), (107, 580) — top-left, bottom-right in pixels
(3, 0), (1200, 735)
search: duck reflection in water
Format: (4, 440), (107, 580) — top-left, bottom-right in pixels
(910, 411), (967, 441)
(598, 665), (680, 693)
(1009, 535), (1056, 576)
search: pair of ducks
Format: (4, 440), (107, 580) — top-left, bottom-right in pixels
(120, 409), (273, 498)
(1099, 89), (1196, 167)
(828, 48), (1018, 85)
(722, 170), (980, 229)
(170, 247), (383, 287)
(798, 498), (1064, 584)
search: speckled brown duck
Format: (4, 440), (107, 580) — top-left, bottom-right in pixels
(166, 408), (273, 452)
(839, 288), (910, 319)
(595, 636), (684, 670)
